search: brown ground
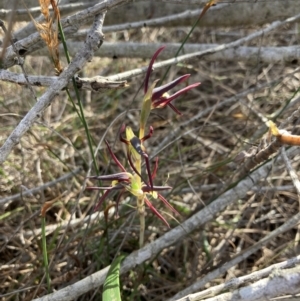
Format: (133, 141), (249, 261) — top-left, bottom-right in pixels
(1, 3), (300, 301)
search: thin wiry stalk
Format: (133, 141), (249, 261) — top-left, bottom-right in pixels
(57, 10), (100, 175)
(161, 0), (216, 82)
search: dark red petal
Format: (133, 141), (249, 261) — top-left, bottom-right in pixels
(144, 197), (170, 227)
(142, 185), (172, 192)
(88, 172), (130, 181)
(167, 102), (182, 115)
(86, 186), (113, 190)
(152, 74), (191, 101)
(105, 140), (127, 172)
(144, 46), (166, 94)
(87, 184), (126, 191)
(94, 190), (112, 211)
(158, 193), (179, 215)
(151, 157), (159, 180)
(119, 124), (130, 145)
(140, 126), (154, 142)
(153, 82), (201, 108)
(143, 152), (154, 190)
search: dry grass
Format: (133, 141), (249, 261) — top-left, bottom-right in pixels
(1, 5), (300, 301)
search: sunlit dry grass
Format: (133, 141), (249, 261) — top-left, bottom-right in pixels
(1, 5), (300, 301)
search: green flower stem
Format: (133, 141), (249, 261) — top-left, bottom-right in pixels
(135, 158), (145, 247)
(138, 195), (145, 247)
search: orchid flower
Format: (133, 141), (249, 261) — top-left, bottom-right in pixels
(87, 140), (178, 227)
(86, 46), (200, 246)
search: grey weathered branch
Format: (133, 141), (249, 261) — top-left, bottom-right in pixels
(0, 2), (92, 21)
(88, 0), (300, 27)
(0, 69), (127, 91)
(105, 12), (300, 82)
(3, 0), (300, 27)
(2, 40), (298, 90)
(2, 40), (297, 93)
(175, 255), (300, 301)
(0, 12), (106, 164)
(4, 2), (300, 70)
(1, 0), (129, 69)
(34, 42), (300, 64)
(0, 167), (81, 206)
(198, 267), (300, 301)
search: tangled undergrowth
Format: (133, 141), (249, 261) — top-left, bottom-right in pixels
(1, 1), (300, 300)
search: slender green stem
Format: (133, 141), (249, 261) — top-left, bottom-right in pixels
(57, 20), (70, 64)
(57, 16), (98, 174)
(161, 2), (215, 82)
(138, 196), (145, 248)
(134, 158), (145, 247)
(161, 14), (201, 83)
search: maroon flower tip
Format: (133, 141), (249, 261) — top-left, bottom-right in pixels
(144, 45), (166, 94)
(142, 185), (172, 193)
(144, 197), (170, 227)
(152, 74), (191, 101)
(94, 190), (111, 212)
(151, 81), (201, 115)
(105, 140), (127, 173)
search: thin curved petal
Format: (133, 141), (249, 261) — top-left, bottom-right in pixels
(158, 193), (179, 215)
(152, 74), (191, 101)
(144, 197), (170, 227)
(151, 157), (159, 180)
(86, 186), (113, 190)
(94, 190), (112, 211)
(142, 185), (172, 193)
(144, 46), (165, 94)
(105, 140), (127, 172)
(153, 82), (201, 109)
(167, 102), (183, 115)
(88, 172), (131, 182)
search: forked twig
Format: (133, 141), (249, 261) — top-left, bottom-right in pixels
(0, 12), (106, 164)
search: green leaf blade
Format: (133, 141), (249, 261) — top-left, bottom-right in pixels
(102, 256), (124, 301)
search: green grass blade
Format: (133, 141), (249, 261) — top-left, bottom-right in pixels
(161, 0), (216, 82)
(103, 256), (125, 301)
(57, 16), (99, 175)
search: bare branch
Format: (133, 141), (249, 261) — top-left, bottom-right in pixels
(33, 42), (300, 64)
(5, 1), (300, 28)
(0, 12), (106, 164)
(0, 69), (127, 91)
(199, 267), (300, 301)
(1, 0), (129, 69)
(0, 167), (81, 206)
(176, 255), (300, 301)
(66, 0), (300, 28)
(106, 12), (300, 81)
(0, 2), (93, 21)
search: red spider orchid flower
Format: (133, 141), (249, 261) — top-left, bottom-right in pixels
(144, 46), (201, 115)
(86, 141), (178, 227)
